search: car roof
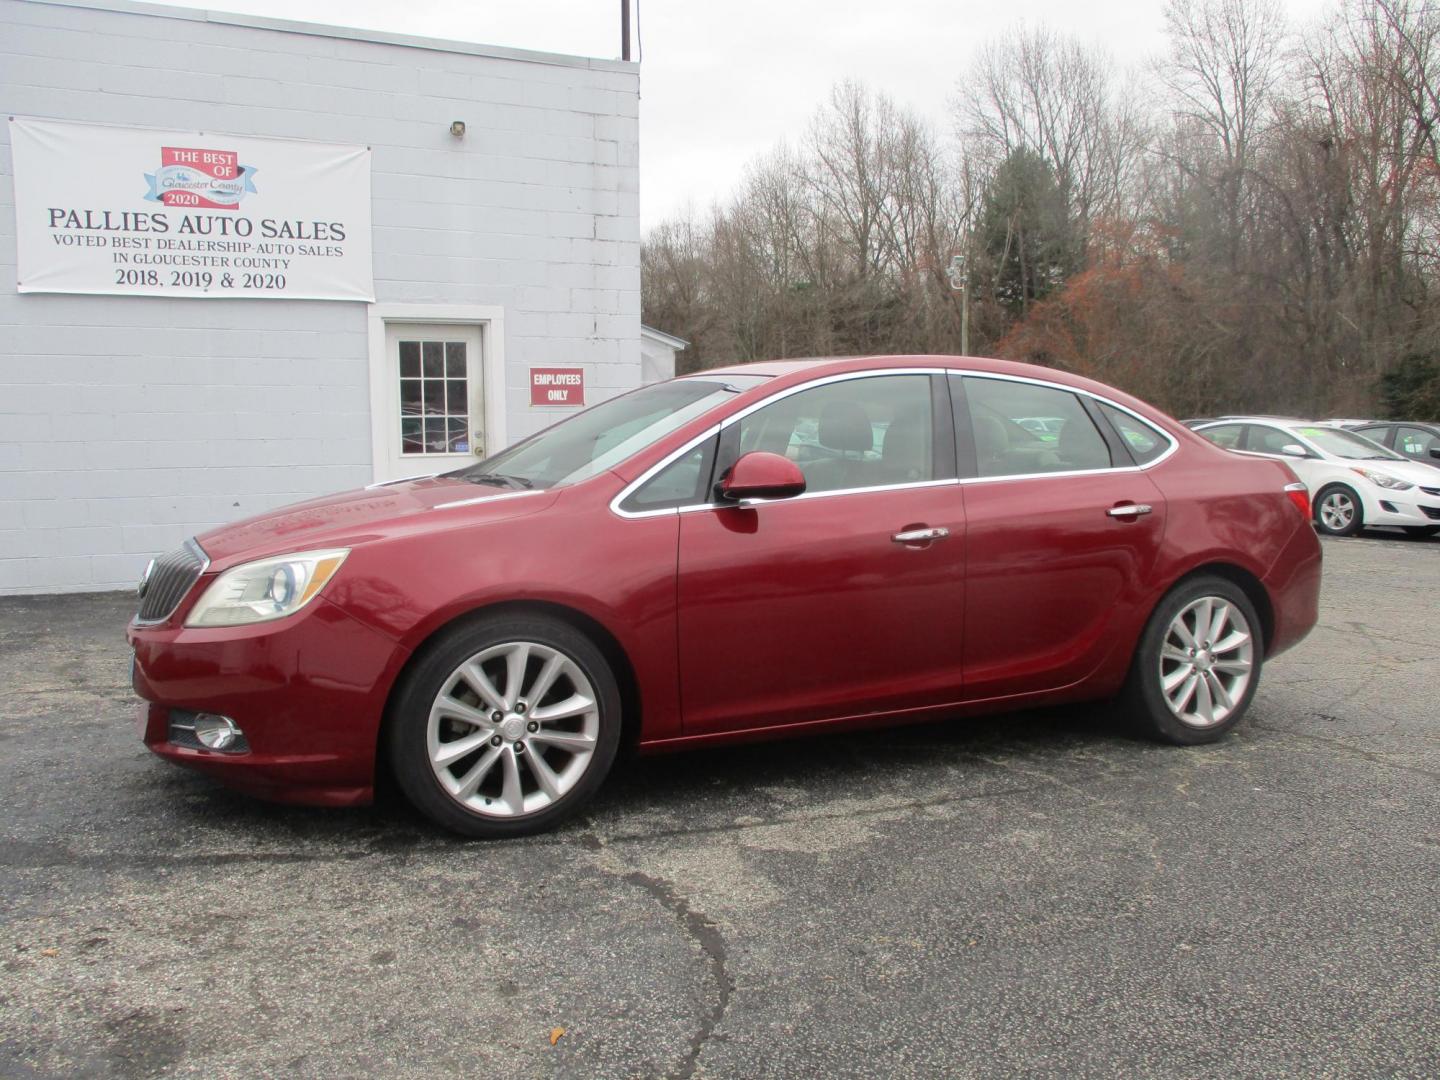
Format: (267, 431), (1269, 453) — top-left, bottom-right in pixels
(699, 354), (1152, 405)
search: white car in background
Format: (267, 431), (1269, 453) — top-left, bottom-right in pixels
(1194, 417), (1440, 538)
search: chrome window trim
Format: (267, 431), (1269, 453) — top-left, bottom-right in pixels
(957, 463), (1154, 485)
(609, 367), (1181, 519)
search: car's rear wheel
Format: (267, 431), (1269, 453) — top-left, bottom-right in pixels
(1403, 525), (1440, 538)
(1120, 576), (1263, 745)
(388, 614), (622, 838)
(1314, 484), (1363, 536)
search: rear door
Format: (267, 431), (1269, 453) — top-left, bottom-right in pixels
(956, 375), (1169, 701)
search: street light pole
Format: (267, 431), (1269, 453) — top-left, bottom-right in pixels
(946, 251), (970, 356)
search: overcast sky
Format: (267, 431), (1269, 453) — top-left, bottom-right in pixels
(142, 0), (1336, 230)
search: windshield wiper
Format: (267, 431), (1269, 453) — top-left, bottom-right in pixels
(463, 472), (534, 489)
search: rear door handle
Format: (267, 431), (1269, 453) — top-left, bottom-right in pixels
(1107, 503), (1153, 518)
(892, 527), (950, 543)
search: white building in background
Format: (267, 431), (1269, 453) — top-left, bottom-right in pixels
(640, 325), (688, 383)
(0, 0), (644, 593)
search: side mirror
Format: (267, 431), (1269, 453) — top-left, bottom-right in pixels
(717, 451), (807, 502)
(1280, 444), (1310, 459)
(1428, 446), (1440, 460)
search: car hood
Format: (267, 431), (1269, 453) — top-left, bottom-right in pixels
(195, 477), (554, 568)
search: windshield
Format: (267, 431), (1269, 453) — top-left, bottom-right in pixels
(1294, 426), (1406, 462)
(450, 374), (769, 490)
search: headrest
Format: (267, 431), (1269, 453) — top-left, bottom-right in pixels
(819, 400), (873, 454)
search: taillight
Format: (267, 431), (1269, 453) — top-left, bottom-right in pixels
(1284, 481), (1310, 517)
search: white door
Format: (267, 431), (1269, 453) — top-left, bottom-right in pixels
(378, 322), (486, 482)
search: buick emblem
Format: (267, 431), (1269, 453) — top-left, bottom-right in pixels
(137, 558), (156, 599)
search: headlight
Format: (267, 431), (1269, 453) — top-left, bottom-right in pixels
(185, 549), (349, 627)
(1350, 467), (1413, 491)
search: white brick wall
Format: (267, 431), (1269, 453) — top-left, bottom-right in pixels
(0, 0), (641, 593)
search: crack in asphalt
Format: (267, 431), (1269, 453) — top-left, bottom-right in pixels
(1249, 723), (1440, 781)
(619, 869), (733, 1080)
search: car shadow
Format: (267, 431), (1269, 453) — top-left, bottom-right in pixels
(148, 703), (1139, 847)
(1354, 526), (1439, 543)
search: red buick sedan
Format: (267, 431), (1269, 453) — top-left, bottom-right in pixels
(129, 356), (1322, 837)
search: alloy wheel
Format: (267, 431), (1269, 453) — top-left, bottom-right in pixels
(1319, 491), (1356, 532)
(427, 640), (599, 817)
(1157, 596), (1255, 728)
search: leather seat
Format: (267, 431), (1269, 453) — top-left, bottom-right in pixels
(804, 400), (874, 491)
(880, 405), (931, 483)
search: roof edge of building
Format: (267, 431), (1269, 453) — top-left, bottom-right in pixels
(19, 0), (641, 75)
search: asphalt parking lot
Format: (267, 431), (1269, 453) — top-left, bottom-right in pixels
(2, 533), (1438, 1079)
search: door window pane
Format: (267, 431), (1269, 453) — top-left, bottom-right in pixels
(963, 378), (1112, 476)
(1248, 426), (1297, 455)
(399, 338), (474, 456)
(1397, 426), (1438, 458)
(1197, 423), (1244, 450)
(735, 375), (933, 494)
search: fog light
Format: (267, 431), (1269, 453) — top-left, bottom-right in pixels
(1380, 500), (1397, 513)
(193, 713), (244, 751)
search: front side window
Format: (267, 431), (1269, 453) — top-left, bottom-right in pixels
(963, 377), (1112, 476)
(1248, 425), (1303, 455)
(452, 374), (768, 491)
(734, 374), (934, 494)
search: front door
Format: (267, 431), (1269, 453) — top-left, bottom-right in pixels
(378, 322), (485, 482)
(675, 372), (968, 736)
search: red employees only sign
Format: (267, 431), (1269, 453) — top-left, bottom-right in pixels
(530, 367), (585, 406)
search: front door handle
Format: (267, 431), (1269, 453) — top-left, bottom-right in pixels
(892, 526), (950, 543)
(1107, 503), (1153, 518)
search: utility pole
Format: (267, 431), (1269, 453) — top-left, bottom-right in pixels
(621, 0), (631, 61)
(946, 251), (970, 356)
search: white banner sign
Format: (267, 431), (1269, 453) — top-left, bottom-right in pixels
(10, 117), (374, 301)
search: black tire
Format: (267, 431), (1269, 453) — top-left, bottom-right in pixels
(1403, 525), (1440, 538)
(1313, 483), (1363, 537)
(1118, 576), (1264, 746)
(387, 613), (622, 838)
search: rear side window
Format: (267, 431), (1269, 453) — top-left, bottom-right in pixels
(1198, 423), (1244, 450)
(1397, 426), (1438, 457)
(962, 377), (1112, 477)
(1098, 403), (1169, 465)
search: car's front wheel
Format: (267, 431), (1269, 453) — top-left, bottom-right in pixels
(1120, 576), (1263, 745)
(388, 614), (622, 838)
(1313, 483), (1363, 536)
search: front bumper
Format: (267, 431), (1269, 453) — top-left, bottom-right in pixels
(128, 595), (409, 807)
(1362, 491), (1440, 527)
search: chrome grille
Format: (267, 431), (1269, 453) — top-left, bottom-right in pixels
(136, 539), (208, 624)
